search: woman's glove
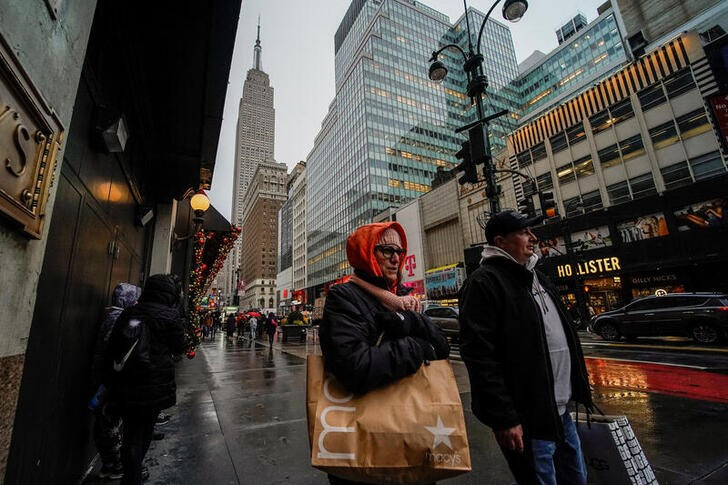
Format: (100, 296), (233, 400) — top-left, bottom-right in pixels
(412, 337), (437, 361)
(375, 310), (427, 338)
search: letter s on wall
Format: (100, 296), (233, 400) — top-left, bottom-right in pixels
(5, 120), (33, 177)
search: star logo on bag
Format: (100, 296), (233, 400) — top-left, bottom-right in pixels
(425, 416), (456, 450)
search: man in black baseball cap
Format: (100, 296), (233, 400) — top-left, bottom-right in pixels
(458, 210), (594, 485)
(484, 210), (543, 247)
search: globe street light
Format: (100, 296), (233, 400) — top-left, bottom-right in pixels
(428, 0), (528, 214)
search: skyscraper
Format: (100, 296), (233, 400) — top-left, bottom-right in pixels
(305, 0), (520, 292)
(228, 21), (276, 302)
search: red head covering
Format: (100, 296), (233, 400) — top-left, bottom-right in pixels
(346, 222), (408, 285)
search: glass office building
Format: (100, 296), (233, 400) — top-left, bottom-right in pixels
(512, 8), (629, 124)
(306, 0), (520, 289)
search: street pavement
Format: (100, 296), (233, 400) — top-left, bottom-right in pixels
(87, 332), (728, 484)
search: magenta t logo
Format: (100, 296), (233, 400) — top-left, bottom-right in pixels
(404, 254), (416, 277)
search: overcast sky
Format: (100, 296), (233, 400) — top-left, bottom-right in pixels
(210, 0), (608, 220)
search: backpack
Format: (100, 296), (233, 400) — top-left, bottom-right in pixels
(106, 311), (151, 378)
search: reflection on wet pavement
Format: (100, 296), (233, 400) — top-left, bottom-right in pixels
(138, 333), (728, 485)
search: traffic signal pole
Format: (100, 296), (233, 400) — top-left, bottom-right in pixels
(427, 0), (529, 218)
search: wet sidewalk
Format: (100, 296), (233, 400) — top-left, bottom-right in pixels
(136, 334), (728, 484)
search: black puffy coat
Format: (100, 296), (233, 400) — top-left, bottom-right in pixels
(459, 255), (593, 442)
(320, 275), (448, 395)
(107, 275), (186, 414)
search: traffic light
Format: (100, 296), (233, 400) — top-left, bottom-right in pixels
(467, 124), (489, 165)
(517, 197), (536, 217)
(539, 191), (557, 218)
(454, 140), (479, 185)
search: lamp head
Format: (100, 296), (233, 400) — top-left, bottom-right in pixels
(502, 0), (528, 22)
(428, 60), (448, 82)
(190, 191), (210, 214)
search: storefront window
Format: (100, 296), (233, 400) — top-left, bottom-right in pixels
(616, 212), (669, 242)
(569, 225), (612, 251)
(673, 198), (728, 230)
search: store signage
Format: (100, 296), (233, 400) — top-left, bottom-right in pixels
(631, 274), (677, 284)
(0, 34), (64, 239)
(556, 257), (621, 277)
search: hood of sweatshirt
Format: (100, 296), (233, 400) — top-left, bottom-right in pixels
(480, 244), (540, 269)
(111, 282), (142, 309)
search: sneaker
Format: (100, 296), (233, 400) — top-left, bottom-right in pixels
(155, 413), (171, 425)
(99, 465), (124, 479)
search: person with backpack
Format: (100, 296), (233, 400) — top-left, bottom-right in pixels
(90, 282), (141, 480)
(106, 274), (187, 485)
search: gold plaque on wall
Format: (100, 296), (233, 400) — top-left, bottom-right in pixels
(0, 34), (64, 239)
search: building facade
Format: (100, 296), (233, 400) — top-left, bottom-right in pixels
(289, 163), (308, 306)
(306, 0), (520, 293)
(230, 23), (276, 301)
(239, 161), (287, 311)
(506, 29), (728, 318)
(0, 1), (238, 481)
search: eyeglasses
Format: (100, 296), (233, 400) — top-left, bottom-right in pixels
(375, 245), (406, 258)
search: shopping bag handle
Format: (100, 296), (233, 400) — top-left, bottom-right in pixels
(576, 402), (605, 429)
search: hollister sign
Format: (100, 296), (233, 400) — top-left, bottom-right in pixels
(557, 257), (621, 278)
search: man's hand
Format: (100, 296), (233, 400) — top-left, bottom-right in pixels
(494, 425), (524, 453)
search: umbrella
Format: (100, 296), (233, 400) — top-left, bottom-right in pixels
(246, 311), (262, 318)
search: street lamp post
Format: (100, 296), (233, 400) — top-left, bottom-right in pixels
(428, 0), (528, 215)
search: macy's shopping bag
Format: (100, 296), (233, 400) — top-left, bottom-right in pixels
(573, 413), (658, 485)
(306, 355), (471, 484)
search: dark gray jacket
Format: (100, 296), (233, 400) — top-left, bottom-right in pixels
(459, 253), (593, 441)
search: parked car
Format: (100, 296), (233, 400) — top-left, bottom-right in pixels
(588, 292), (728, 344)
(423, 306), (459, 339)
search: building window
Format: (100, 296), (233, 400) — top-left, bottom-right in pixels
(637, 83), (666, 111)
(649, 120), (679, 149)
(530, 142), (547, 162)
(597, 143), (621, 168)
(550, 132), (568, 153)
(536, 171), (553, 190)
(581, 190), (603, 213)
(629, 173), (657, 199)
(607, 181), (631, 205)
(573, 155), (594, 178)
(566, 122), (586, 145)
(564, 195), (582, 217)
(676, 109), (711, 140)
(618, 134), (645, 162)
(590, 109), (611, 134)
(517, 150), (532, 168)
(610, 98), (634, 124)
(663, 69), (696, 99)
(689, 151), (725, 180)
(557, 163), (576, 185)
(660, 161), (692, 190)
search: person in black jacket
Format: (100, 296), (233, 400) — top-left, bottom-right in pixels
(320, 221), (449, 485)
(459, 211), (593, 485)
(107, 274), (187, 485)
